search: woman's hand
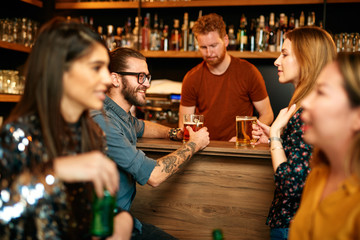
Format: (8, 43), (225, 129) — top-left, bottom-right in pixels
(270, 104), (297, 138)
(53, 151), (119, 197)
(252, 120), (270, 145)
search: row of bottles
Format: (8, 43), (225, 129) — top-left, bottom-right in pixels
(80, 10), (349, 53)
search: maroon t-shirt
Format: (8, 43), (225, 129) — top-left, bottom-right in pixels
(181, 56), (268, 141)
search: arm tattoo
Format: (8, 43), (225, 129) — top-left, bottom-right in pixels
(159, 142), (197, 175)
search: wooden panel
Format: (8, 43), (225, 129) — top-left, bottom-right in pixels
(20, 0), (43, 8)
(131, 152), (274, 240)
(55, 1), (138, 9)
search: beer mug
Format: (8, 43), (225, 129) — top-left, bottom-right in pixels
(236, 116), (257, 146)
(183, 114), (204, 143)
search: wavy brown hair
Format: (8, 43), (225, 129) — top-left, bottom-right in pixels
(6, 17), (107, 160)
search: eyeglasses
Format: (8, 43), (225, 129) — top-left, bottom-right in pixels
(116, 72), (152, 85)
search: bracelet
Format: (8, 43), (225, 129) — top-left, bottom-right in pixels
(168, 128), (182, 141)
(271, 146), (284, 151)
(268, 137), (283, 146)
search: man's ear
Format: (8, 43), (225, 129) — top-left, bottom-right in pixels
(111, 72), (120, 87)
(223, 34), (229, 48)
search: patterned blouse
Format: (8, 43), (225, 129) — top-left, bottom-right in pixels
(0, 114), (94, 240)
(266, 108), (312, 228)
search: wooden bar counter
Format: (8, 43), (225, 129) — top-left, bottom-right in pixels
(132, 139), (274, 240)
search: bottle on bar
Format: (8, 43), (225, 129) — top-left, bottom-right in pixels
(122, 17), (133, 48)
(227, 25), (237, 50)
(171, 19), (181, 51)
(150, 14), (161, 51)
(114, 26), (122, 48)
(238, 13), (248, 52)
(299, 11), (305, 27)
(182, 12), (189, 51)
(288, 13), (295, 31)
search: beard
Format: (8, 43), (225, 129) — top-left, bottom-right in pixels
(204, 45), (227, 67)
(121, 77), (147, 106)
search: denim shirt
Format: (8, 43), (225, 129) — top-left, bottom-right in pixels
(91, 96), (157, 233)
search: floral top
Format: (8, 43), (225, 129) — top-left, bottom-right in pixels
(0, 114), (93, 240)
(266, 108), (312, 228)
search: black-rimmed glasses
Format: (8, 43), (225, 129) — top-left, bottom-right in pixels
(116, 72), (152, 85)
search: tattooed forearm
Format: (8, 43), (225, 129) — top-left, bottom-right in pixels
(159, 141), (197, 175)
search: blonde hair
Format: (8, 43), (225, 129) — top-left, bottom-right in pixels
(286, 26), (337, 109)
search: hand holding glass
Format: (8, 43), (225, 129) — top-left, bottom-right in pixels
(183, 114), (204, 143)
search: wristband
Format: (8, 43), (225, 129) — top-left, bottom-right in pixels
(168, 128), (182, 141)
(268, 137), (283, 146)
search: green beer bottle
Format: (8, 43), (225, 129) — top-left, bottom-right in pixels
(212, 228), (224, 240)
(91, 189), (116, 237)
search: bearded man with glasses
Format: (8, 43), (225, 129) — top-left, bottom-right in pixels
(91, 47), (210, 240)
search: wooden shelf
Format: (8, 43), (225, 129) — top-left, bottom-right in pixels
(141, 50), (279, 59)
(20, 0), (43, 8)
(55, 0), (360, 9)
(56, 1), (138, 9)
(0, 41), (31, 53)
(0, 94), (22, 103)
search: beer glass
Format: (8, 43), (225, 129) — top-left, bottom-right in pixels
(236, 116), (257, 146)
(183, 114), (204, 143)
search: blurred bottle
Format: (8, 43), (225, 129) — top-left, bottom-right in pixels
(212, 229), (224, 240)
(227, 25), (237, 50)
(238, 13), (248, 52)
(161, 24), (169, 51)
(256, 15), (265, 52)
(122, 17), (133, 48)
(150, 13), (161, 51)
(299, 11), (305, 27)
(171, 19), (181, 51)
(142, 15), (151, 50)
(114, 26), (123, 48)
(276, 13), (286, 52)
(248, 18), (256, 52)
(91, 189), (116, 238)
(106, 25), (115, 50)
(182, 12), (189, 51)
(133, 16), (140, 50)
(188, 21), (196, 51)
(268, 12), (276, 52)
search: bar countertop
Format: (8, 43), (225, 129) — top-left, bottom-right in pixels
(136, 138), (271, 159)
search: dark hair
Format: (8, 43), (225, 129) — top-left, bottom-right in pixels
(6, 17), (107, 159)
(109, 47), (146, 73)
(192, 13), (227, 38)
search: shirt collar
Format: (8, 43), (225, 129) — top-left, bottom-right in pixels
(104, 95), (132, 122)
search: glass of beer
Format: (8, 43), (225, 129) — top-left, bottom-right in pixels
(236, 116), (257, 146)
(183, 114), (204, 143)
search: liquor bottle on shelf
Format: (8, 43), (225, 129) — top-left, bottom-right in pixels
(122, 17), (133, 48)
(299, 11), (305, 27)
(256, 15), (266, 52)
(150, 14), (161, 51)
(268, 12), (276, 52)
(97, 26), (106, 42)
(114, 26), (122, 48)
(238, 13), (248, 52)
(276, 13), (286, 52)
(188, 21), (195, 51)
(170, 19), (181, 51)
(181, 12), (189, 51)
(161, 24), (169, 51)
(288, 13), (295, 31)
(227, 25), (237, 50)
(106, 25), (115, 50)
(248, 18), (256, 52)
(133, 16), (141, 50)
(141, 15), (150, 50)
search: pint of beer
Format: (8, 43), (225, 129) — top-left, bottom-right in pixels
(183, 114), (204, 143)
(236, 116), (257, 146)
